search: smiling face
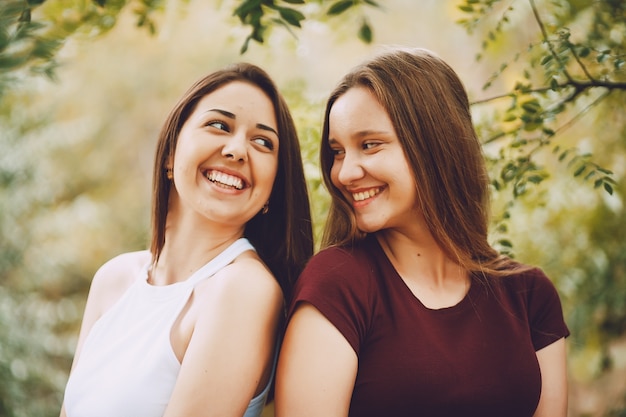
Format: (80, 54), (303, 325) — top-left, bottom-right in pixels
(168, 80), (279, 229)
(328, 86), (420, 234)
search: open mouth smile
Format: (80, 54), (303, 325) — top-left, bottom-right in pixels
(352, 187), (382, 202)
(205, 170), (245, 190)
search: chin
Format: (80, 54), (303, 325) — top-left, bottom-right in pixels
(356, 221), (382, 234)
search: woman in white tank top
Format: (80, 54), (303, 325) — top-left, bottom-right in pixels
(60, 63), (314, 417)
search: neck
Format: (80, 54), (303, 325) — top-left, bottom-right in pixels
(375, 229), (470, 309)
(150, 218), (244, 285)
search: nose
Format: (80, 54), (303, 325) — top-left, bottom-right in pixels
(221, 131), (248, 162)
(335, 150), (364, 186)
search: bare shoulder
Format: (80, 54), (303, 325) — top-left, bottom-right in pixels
(88, 250), (151, 314)
(196, 251), (283, 310)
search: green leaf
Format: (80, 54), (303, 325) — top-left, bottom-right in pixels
(18, 8), (31, 23)
(234, 0), (263, 21)
(498, 239), (513, 248)
(327, 0), (354, 16)
(596, 167), (614, 175)
(363, 0), (381, 7)
(573, 165), (586, 177)
(459, 5), (474, 12)
(578, 46), (591, 57)
(240, 35), (252, 54)
(584, 171), (596, 181)
(93, 0), (106, 6)
(501, 163), (518, 181)
(281, 0), (305, 3)
(550, 77), (559, 90)
(521, 99), (541, 114)
(358, 20), (372, 43)
(604, 183), (613, 195)
(277, 7), (305, 27)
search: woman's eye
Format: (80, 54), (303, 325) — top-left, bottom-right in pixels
(253, 137), (274, 151)
(363, 141), (380, 150)
(207, 120), (229, 132)
(330, 148), (345, 157)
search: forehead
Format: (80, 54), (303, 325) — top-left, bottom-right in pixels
(193, 81), (277, 124)
(329, 87), (393, 135)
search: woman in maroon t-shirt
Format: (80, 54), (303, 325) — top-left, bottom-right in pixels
(276, 48), (569, 417)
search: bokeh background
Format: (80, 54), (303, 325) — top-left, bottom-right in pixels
(1, 0), (625, 416)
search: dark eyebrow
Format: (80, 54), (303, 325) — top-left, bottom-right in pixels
(209, 108), (236, 119)
(208, 108), (278, 136)
(329, 130), (391, 144)
(354, 129), (392, 137)
(257, 123), (278, 136)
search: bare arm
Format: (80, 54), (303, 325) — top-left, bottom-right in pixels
(275, 303), (358, 417)
(163, 258), (283, 417)
(533, 337), (568, 417)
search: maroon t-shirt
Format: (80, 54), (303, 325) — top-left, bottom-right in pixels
(289, 235), (569, 417)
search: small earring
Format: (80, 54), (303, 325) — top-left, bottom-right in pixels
(166, 168), (173, 180)
(261, 201), (269, 215)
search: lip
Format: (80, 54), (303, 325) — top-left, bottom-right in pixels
(202, 167), (250, 191)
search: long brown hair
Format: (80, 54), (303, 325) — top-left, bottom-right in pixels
(320, 47), (516, 276)
(150, 63), (313, 297)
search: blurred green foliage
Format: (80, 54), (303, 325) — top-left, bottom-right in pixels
(0, 0), (625, 416)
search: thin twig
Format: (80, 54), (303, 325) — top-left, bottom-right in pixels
(529, 0), (574, 83)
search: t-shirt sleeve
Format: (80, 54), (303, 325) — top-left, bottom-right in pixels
(524, 268), (570, 351)
(288, 246), (374, 355)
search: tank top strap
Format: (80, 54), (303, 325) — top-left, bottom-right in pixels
(185, 238), (256, 287)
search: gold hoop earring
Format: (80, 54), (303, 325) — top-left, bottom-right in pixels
(166, 168), (173, 180)
(261, 201), (269, 215)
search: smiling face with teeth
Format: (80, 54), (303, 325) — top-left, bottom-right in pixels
(328, 86), (420, 235)
(167, 81), (279, 231)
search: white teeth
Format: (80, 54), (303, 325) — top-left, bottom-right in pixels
(207, 171), (244, 190)
(352, 188), (380, 201)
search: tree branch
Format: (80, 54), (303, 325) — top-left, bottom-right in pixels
(529, 0), (574, 83)
(471, 79), (626, 106)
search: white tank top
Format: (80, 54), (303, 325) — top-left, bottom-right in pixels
(64, 238), (272, 417)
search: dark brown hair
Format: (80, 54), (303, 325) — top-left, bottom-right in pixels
(150, 63), (313, 297)
(320, 47), (516, 276)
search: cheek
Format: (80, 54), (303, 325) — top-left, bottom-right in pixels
(329, 162), (341, 187)
(258, 159), (279, 196)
